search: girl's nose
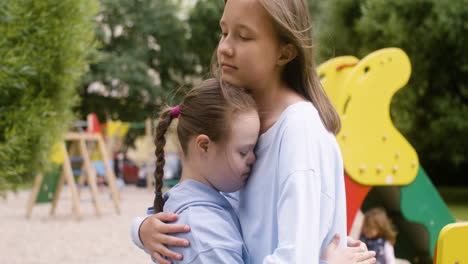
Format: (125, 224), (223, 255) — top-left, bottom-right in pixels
(247, 152), (256, 165)
(218, 38), (234, 57)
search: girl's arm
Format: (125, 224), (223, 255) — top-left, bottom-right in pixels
(132, 212), (374, 264)
(130, 212), (190, 264)
(384, 241), (396, 264)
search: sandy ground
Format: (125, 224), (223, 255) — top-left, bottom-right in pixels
(0, 185), (154, 264)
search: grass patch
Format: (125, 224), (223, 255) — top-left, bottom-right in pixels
(437, 186), (468, 221)
(446, 204), (468, 221)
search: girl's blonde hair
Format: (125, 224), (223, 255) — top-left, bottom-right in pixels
(213, 0), (341, 134)
(152, 79), (256, 213)
(364, 207), (398, 245)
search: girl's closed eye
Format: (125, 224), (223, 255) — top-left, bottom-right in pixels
(239, 146), (254, 157)
(239, 34), (251, 41)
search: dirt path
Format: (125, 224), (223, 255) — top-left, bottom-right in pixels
(0, 185), (154, 264)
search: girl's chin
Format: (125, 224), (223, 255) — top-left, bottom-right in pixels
(221, 75), (242, 87)
(218, 180), (245, 193)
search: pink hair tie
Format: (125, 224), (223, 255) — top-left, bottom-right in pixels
(171, 105), (180, 118)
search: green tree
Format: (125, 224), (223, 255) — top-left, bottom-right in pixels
(187, 0), (224, 75)
(315, 0), (468, 185)
(79, 0), (194, 122)
(0, 0), (100, 191)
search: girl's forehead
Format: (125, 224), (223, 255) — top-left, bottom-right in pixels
(229, 112), (260, 139)
(225, 0), (260, 10)
(222, 0), (271, 27)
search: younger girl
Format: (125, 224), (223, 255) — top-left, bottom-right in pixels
(150, 78), (259, 263)
(360, 208), (397, 264)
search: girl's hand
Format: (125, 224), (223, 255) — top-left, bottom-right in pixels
(346, 236), (368, 250)
(139, 212), (191, 264)
(322, 234), (376, 264)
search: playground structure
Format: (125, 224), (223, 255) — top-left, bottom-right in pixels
(26, 115), (122, 220)
(318, 48), (457, 264)
(25, 112), (182, 220)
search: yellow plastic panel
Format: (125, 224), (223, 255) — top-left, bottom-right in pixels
(337, 48), (419, 186)
(50, 142), (65, 165)
(436, 223), (468, 264)
(106, 121), (130, 138)
(317, 56), (359, 108)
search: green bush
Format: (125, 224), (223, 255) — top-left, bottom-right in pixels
(0, 0), (99, 191)
(314, 0), (468, 185)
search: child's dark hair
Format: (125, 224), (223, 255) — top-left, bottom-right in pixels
(152, 78), (257, 213)
(364, 207), (398, 245)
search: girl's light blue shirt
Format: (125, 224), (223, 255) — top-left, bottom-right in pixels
(140, 179), (249, 264)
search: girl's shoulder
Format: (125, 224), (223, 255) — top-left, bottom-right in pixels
(280, 102), (323, 129)
(279, 102), (332, 139)
(282, 101), (318, 119)
(257, 101), (335, 150)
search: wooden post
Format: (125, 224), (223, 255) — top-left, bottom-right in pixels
(62, 142), (81, 220)
(49, 142), (81, 220)
(146, 160), (153, 191)
(78, 138), (101, 216)
(96, 135), (121, 214)
(26, 173), (44, 218)
(50, 168), (65, 216)
(145, 119), (154, 190)
(145, 119), (152, 138)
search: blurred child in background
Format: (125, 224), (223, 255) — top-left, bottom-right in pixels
(361, 208), (397, 264)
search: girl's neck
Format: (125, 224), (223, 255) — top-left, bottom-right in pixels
(179, 160), (214, 189)
(251, 80), (306, 133)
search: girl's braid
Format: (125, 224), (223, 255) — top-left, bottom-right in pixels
(153, 108), (173, 213)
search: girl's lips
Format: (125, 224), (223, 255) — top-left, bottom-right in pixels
(221, 63), (237, 70)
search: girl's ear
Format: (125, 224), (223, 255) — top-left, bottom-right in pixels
(277, 43), (297, 66)
(195, 134), (211, 154)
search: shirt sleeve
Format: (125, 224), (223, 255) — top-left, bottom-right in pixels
(131, 215), (150, 250)
(262, 170), (323, 263)
(384, 241), (396, 264)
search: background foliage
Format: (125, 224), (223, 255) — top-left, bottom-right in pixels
(186, 0), (224, 75)
(78, 0), (196, 122)
(0, 0), (100, 191)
